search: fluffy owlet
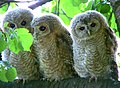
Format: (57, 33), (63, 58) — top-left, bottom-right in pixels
(31, 14), (76, 81)
(1, 7), (42, 81)
(70, 10), (118, 81)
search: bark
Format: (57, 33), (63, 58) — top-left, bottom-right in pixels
(0, 77), (120, 88)
(110, 0), (120, 36)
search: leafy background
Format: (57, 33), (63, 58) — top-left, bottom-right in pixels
(0, 0), (120, 82)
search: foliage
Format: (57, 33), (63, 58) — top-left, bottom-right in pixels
(4, 22), (33, 54)
(41, 0), (118, 36)
(0, 61), (17, 82)
(0, 0), (119, 82)
(0, 3), (33, 82)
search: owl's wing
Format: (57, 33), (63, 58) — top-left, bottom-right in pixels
(62, 27), (73, 46)
(56, 28), (76, 75)
(106, 28), (118, 52)
(105, 27), (118, 81)
(62, 28), (73, 64)
(56, 27), (73, 65)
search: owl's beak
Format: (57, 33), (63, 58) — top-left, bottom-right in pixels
(87, 30), (91, 35)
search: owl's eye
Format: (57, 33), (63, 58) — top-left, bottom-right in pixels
(90, 23), (96, 27)
(21, 21), (26, 26)
(79, 27), (85, 30)
(39, 26), (46, 31)
(8, 23), (15, 28)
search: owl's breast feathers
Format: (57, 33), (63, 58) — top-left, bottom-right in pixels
(75, 30), (112, 77)
(38, 32), (76, 80)
(9, 50), (41, 80)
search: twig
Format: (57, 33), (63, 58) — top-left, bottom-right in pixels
(108, 11), (113, 22)
(28, 0), (52, 10)
(57, 0), (60, 16)
(0, 0), (33, 6)
(0, 0), (52, 10)
(61, 9), (72, 20)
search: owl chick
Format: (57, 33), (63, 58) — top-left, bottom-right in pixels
(31, 14), (76, 81)
(70, 10), (118, 81)
(1, 7), (42, 81)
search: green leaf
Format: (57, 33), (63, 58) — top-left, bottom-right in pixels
(73, 0), (88, 5)
(6, 67), (17, 82)
(72, 0), (81, 6)
(85, 1), (93, 10)
(10, 3), (17, 8)
(8, 28), (33, 54)
(9, 37), (24, 54)
(41, 1), (55, 13)
(110, 13), (118, 33)
(80, 0), (88, 3)
(16, 28), (33, 51)
(0, 39), (7, 53)
(0, 65), (8, 82)
(0, 31), (7, 53)
(60, 0), (81, 25)
(97, 3), (110, 13)
(100, 4), (110, 13)
(0, 4), (8, 14)
(78, 3), (87, 12)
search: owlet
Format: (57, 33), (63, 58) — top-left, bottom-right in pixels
(1, 7), (42, 81)
(70, 10), (118, 81)
(31, 14), (76, 81)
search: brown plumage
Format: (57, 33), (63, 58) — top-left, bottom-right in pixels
(1, 7), (42, 81)
(31, 13), (76, 81)
(70, 10), (118, 81)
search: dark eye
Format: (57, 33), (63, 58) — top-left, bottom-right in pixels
(79, 27), (85, 30)
(21, 21), (26, 26)
(90, 23), (96, 27)
(39, 26), (46, 31)
(8, 23), (15, 28)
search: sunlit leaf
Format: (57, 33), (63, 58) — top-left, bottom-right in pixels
(50, 1), (56, 13)
(0, 4), (8, 14)
(0, 39), (7, 53)
(6, 67), (17, 82)
(72, 0), (81, 6)
(41, 1), (55, 13)
(9, 37), (23, 54)
(16, 28), (33, 51)
(78, 3), (87, 12)
(7, 28), (33, 54)
(80, 0), (88, 3)
(10, 3), (17, 8)
(60, 0), (81, 25)
(110, 13), (118, 32)
(0, 65), (8, 82)
(97, 3), (110, 13)
(85, 1), (93, 10)
(0, 31), (7, 53)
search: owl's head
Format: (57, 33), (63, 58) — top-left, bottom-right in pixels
(70, 10), (108, 38)
(2, 7), (33, 33)
(31, 13), (65, 39)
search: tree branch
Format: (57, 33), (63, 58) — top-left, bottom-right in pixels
(110, 0), (120, 36)
(28, 0), (52, 10)
(0, 77), (120, 88)
(0, 0), (52, 10)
